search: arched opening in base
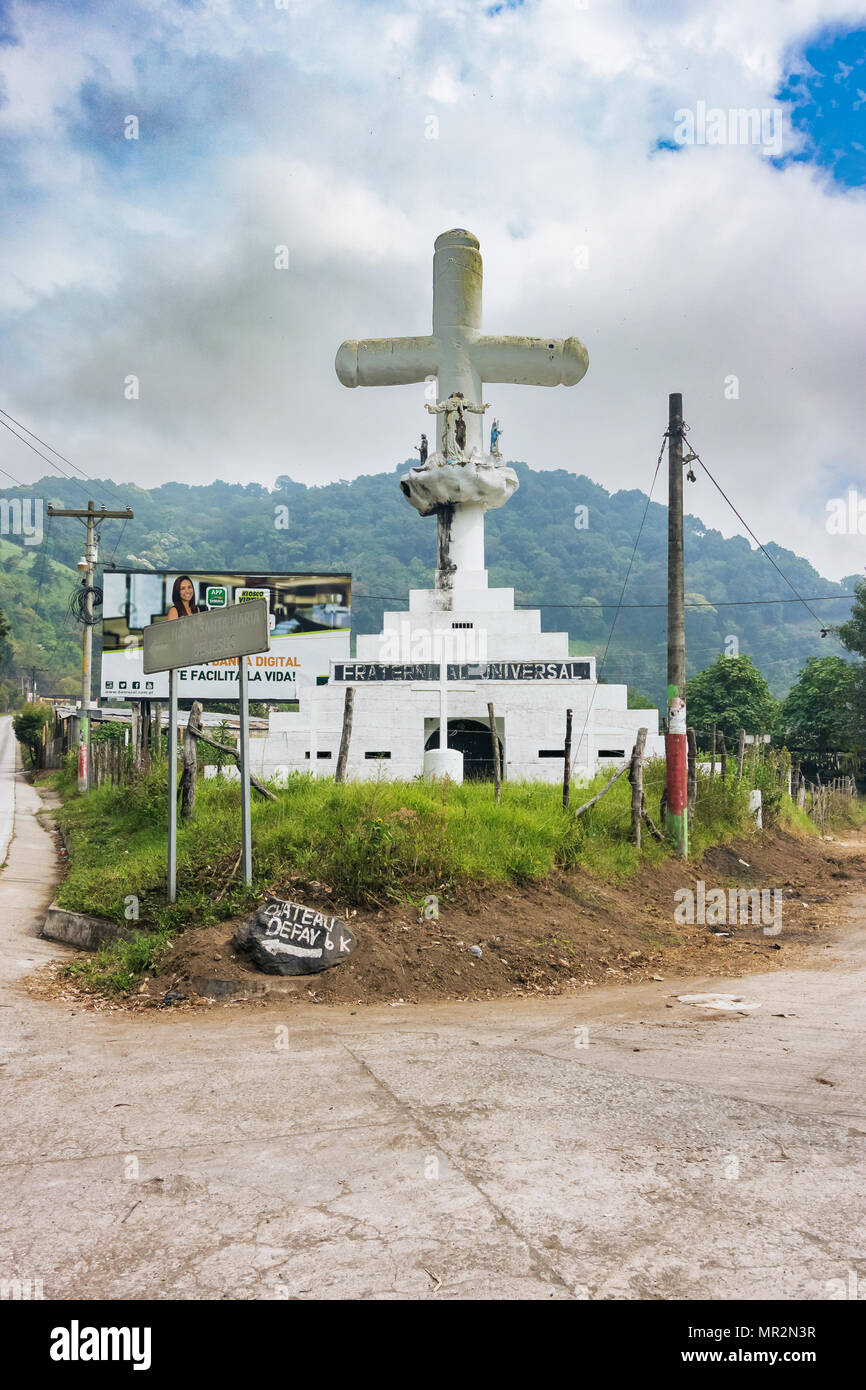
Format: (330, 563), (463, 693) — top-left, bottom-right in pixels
(424, 719), (504, 782)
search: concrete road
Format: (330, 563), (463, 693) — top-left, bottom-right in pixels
(0, 714), (864, 1301)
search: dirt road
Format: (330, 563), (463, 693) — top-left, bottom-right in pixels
(1, 716), (864, 1300)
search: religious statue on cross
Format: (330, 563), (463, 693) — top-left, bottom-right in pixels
(489, 418), (502, 458)
(425, 391), (489, 462)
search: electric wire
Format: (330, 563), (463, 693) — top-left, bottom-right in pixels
(683, 427), (829, 632)
(352, 594), (854, 610)
(0, 406), (94, 480)
(569, 430), (667, 772)
(0, 404), (133, 512)
(106, 517), (129, 568)
(0, 414), (95, 503)
(0, 462), (27, 488)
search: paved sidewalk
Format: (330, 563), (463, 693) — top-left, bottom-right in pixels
(0, 715), (17, 868)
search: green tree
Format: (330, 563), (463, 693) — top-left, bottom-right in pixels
(836, 578), (866, 757)
(686, 655), (779, 743)
(627, 686), (657, 710)
(780, 656), (858, 756)
(12, 703), (51, 766)
(837, 577), (866, 658)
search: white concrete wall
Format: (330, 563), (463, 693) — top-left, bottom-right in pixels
(255, 584), (661, 783)
(258, 682), (660, 784)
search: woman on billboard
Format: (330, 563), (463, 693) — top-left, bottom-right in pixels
(166, 575), (201, 620)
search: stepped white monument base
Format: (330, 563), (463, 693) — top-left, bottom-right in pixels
(249, 575), (663, 784)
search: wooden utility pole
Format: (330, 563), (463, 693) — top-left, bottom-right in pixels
(665, 393), (688, 856)
(46, 500), (133, 792)
(25, 665), (47, 702)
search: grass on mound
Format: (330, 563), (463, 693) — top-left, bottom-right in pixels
(52, 757), (763, 941)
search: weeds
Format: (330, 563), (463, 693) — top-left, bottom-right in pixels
(63, 928), (175, 995)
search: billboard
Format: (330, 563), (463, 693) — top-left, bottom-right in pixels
(101, 570), (350, 700)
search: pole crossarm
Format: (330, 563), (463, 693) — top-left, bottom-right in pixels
(46, 505), (133, 520)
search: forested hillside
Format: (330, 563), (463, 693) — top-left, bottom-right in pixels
(0, 463), (857, 707)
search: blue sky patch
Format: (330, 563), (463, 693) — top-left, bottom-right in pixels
(776, 26), (866, 187)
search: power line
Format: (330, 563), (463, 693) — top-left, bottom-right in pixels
(588, 432), (667, 680)
(353, 593), (855, 609)
(107, 516), (129, 567)
(0, 404), (133, 512)
(683, 427), (829, 631)
(0, 461), (27, 488)
(570, 429), (668, 771)
(0, 406), (94, 482)
(0, 414), (94, 503)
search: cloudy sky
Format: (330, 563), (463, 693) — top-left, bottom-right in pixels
(0, 0), (864, 579)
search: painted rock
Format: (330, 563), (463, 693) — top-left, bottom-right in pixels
(233, 899), (358, 976)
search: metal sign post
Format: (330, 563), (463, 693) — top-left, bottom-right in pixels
(238, 655), (252, 888)
(143, 599), (269, 901)
(168, 668), (178, 903)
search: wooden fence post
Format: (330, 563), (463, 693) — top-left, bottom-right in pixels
(718, 730), (727, 782)
(630, 727), (647, 847)
(180, 701), (202, 821)
(736, 728), (746, 779)
(562, 707), (572, 811)
(335, 687), (355, 784)
(141, 700), (152, 774)
(710, 723), (717, 785)
(489, 702), (502, 805)
(687, 726), (697, 818)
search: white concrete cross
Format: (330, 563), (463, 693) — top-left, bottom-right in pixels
(335, 228), (589, 589)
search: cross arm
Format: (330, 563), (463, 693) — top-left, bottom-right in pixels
(470, 334), (589, 387)
(335, 335), (438, 388)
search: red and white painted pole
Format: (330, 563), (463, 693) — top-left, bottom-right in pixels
(665, 392), (688, 857)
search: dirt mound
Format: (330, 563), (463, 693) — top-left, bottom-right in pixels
(122, 829), (865, 1010)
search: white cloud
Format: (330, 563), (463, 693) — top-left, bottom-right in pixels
(0, 0), (863, 583)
